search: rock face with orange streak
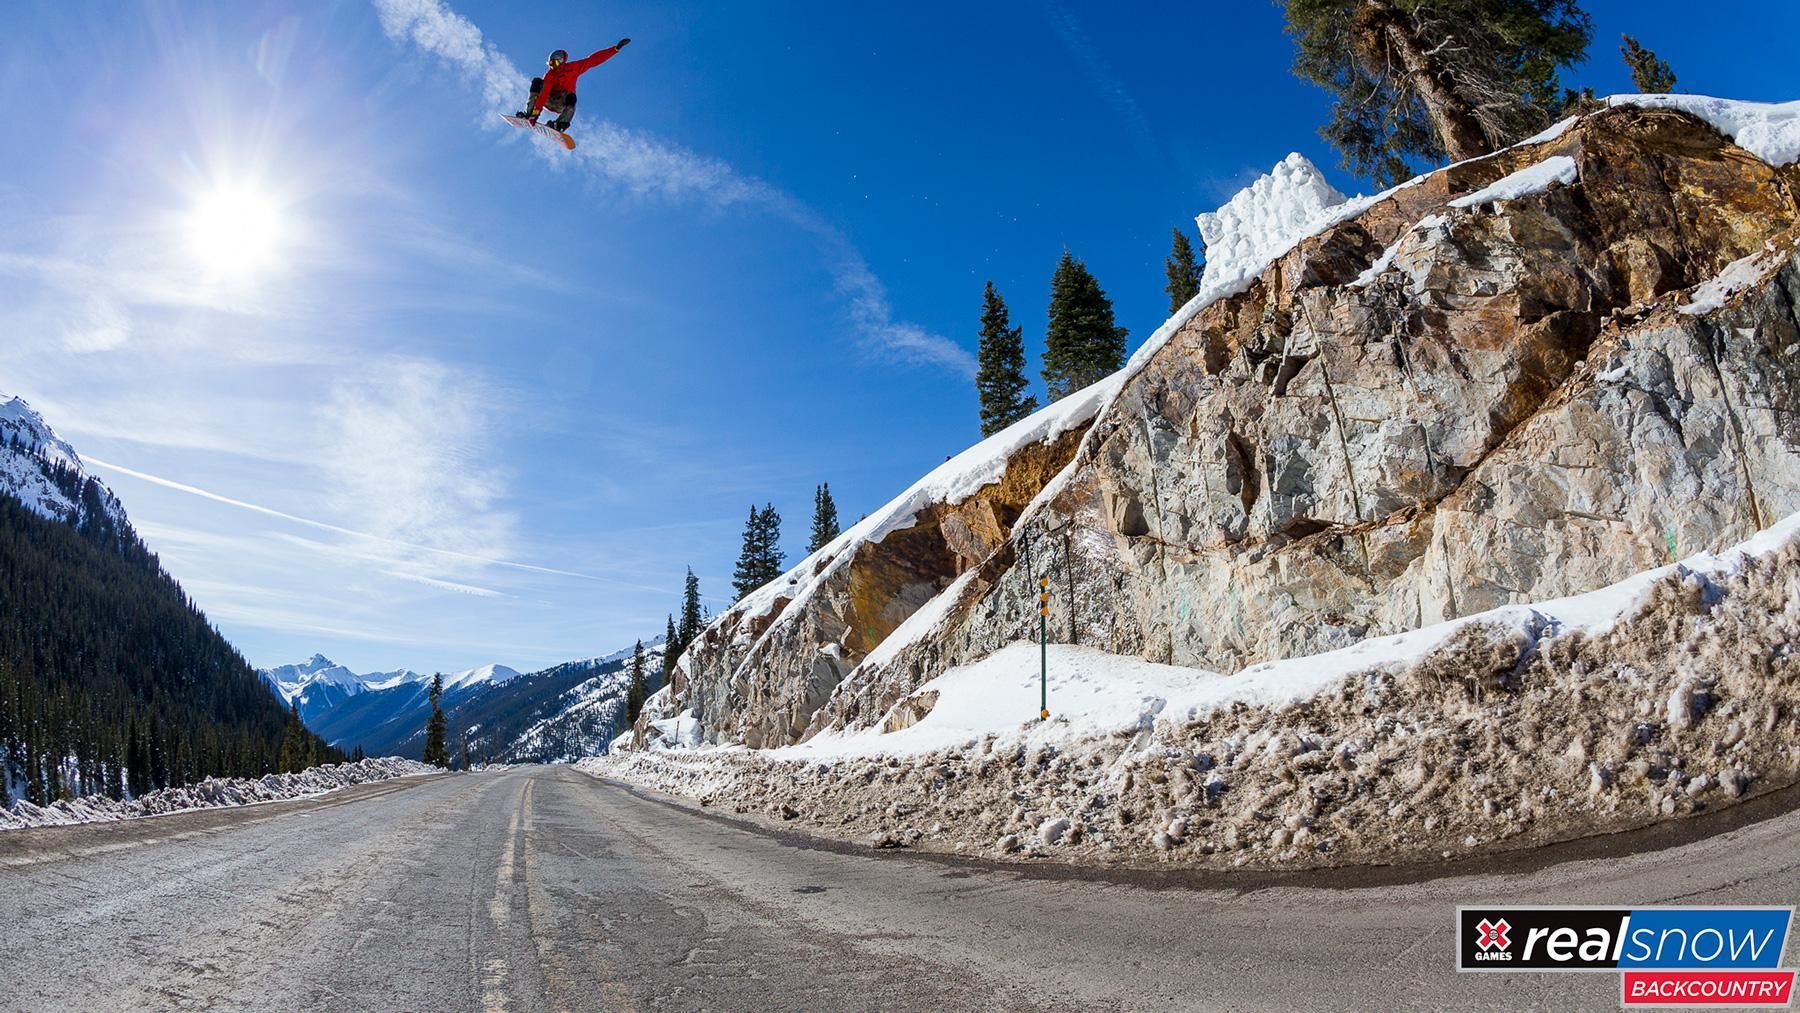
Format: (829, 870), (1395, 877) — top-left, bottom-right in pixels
(659, 425), (1093, 749)
(644, 104), (1800, 752)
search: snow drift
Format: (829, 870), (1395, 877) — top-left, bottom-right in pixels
(0, 758), (437, 831)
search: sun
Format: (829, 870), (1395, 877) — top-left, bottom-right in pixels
(183, 182), (286, 278)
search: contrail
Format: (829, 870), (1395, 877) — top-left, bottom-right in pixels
(1042, 2), (1167, 173)
(369, 0), (976, 378)
(86, 455), (609, 583)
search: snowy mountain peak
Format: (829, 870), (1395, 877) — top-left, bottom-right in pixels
(442, 663), (522, 692)
(260, 655), (375, 705)
(0, 392), (127, 530)
(0, 395), (82, 471)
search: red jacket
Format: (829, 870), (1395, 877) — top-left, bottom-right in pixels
(530, 45), (623, 111)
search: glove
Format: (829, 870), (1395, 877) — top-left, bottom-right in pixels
(616, 37), (632, 49)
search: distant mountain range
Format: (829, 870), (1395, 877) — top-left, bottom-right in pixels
(260, 654), (520, 724)
(258, 642), (664, 764)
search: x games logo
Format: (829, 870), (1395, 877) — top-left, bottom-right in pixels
(1475, 918), (1511, 953)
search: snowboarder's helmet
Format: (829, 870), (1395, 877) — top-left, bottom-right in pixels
(548, 49), (568, 67)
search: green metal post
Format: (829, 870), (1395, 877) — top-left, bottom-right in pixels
(1039, 576), (1049, 720)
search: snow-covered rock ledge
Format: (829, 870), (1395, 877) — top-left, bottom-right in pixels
(0, 757), (438, 831)
(583, 514), (1800, 869)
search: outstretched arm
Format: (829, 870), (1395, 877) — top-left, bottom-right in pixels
(565, 38), (630, 76)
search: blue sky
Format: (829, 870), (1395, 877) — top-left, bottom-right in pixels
(2, 0), (1796, 675)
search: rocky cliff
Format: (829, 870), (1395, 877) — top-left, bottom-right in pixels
(649, 99), (1800, 754)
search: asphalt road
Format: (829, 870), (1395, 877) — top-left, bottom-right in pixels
(1, 764), (1796, 1012)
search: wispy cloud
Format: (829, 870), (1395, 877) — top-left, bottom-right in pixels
(85, 454), (606, 582)
(369, 0), (975, 378)
(320, 358), (515, 563)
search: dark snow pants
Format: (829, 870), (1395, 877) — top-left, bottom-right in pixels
(528, 77), (578, 129)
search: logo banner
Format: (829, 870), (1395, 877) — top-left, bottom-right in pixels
(1457, 906), (1796, 1008)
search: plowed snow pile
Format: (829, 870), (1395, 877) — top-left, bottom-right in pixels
(0, 757), (437, 830)
(586, 516), (1800, 868)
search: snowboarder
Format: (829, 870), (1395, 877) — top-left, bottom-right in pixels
(515, 38), (632, 134)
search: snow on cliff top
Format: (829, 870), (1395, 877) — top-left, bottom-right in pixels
(1608, 94), (1800, 166)
(1447, 154), (1578, 208)
(1195, 152), (1348, 300)
(720, 369), (1127, 637)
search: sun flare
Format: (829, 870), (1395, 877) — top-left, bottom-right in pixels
(183, 183), (286, 277)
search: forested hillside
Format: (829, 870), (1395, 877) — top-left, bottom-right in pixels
(0, 439), (336, 806)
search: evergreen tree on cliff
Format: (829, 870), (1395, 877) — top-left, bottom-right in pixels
(663, 613), (678, 681)
(756, 504), (785, 586)
(422, 674), (449, 768)
(678, 569), (704, 650)
(1165, 229), (1202, 315)
(1041, 252), (1129, 401)
(732, 506), (766, 599)
(808, 483), (841, 554)
(1620, 34), (1675, 93)
(975, 282), (1039, 436)
(1281, 0), (1591, 186)
(626, 640), (647, 723)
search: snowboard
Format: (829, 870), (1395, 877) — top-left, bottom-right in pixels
(499, 113), (576, 150)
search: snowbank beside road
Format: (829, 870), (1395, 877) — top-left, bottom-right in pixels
(592, 513), (1800, 869)
(0, 757), (437, 831)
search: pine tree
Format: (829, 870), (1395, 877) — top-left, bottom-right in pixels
(731, 506), (786, 599)
(626, 640), (647, 723)
(808, 483), (841, 554)
(677, 569), (703, 652)
(732, 505), (766, 600)
(1281, 0), (1591, 186)
(279, 701), (305, 773)
(422, 674), (449, 768)
(663, 613), (678, 682)
(1165, 228), (1202, 314)
(1041, 251), (1129, 401)
(975, 282), (1039, 436)
(350, 744), (366, 763)
(757, 504), (785, 584)
(1621, 35), (1675, 93)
